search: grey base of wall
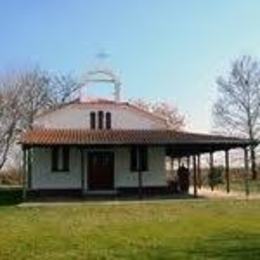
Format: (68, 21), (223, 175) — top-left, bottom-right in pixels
(116, 186), (171, 195)
(26, 186), (183, 198)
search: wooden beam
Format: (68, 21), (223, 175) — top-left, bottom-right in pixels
(22, 147), (27, 201)
(193, 155), (197, 198)
(80, 148), (85, 196)
(225, 150), (230, 193)
(197, 154), (202, 189)
(244, 147), (250, 197)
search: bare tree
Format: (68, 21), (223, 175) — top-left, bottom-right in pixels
(17, 68), (52, 129)
(49, 73), (81, 107)
(130, 99), (185, 130)
(11, 68), (81, 129)
(213, 55), (260, 180)
(0, 77), (23, 169)
(0, 67), (81, 170)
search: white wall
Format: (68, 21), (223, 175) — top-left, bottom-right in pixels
(31, 147), (82, 189)
(114, 147), (167, 187)
(31, 146), (167, 190)
(34, 103), (167, 130)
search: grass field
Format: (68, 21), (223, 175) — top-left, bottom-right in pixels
(0, 191), (260, 260)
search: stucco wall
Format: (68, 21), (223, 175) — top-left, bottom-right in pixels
(31, 147), (82, 189)
(114, 147), (167, 187)
(34, 103), (167, 130)
(31, 146), (167, 190)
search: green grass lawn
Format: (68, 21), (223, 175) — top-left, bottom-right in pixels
(0, 194), (259, 259)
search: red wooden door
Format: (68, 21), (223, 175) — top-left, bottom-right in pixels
(88, 152), (114, 190)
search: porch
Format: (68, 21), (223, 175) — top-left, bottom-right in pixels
(20, 129), (254, 200)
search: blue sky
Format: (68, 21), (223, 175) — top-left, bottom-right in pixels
(1, 1), (260, 132)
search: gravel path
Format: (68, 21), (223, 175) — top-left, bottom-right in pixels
(195, 187), (260, 200)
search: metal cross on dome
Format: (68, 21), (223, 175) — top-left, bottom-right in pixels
(96, 50), (109, 60)
(81, 51), (121, 102)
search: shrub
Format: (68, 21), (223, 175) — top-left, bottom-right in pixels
(208, 166), (224, 191)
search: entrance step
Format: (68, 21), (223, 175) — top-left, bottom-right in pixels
(84, 190), (118, 195)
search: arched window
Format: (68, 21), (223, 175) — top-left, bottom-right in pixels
(90, 112), (96, 129)
(106, 112), (111, 129)
(98, 111), (104, 129)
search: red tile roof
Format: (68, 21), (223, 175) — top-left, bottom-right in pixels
(20, 128), (250, 147)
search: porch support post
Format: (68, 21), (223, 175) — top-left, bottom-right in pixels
(209, 151), (214, 191)
(28, 148), (32, 190)
(209, 152), (214, 170)
(224, 149), (230, 193)
(137, 147), (143, 199)
(244, 147), (250, 197)
(193, 155), (197, 198)
(177, 158), (181, 168)
(170, 157), (174, 179)
(197, 154), (202, 189)
(138, 169), (143, 199)
(22, 146), (28, 201)
(186, 156), (190, 170)
(80, 148), (85, 196)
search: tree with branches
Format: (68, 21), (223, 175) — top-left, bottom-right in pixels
(49, 73), (81, 107)
(0, 67), (81, 171)
(130, 99), (185, 130)
(213, 55), (260, 180)
(0, 77), (23, 169)
(17, 68), (81, 129)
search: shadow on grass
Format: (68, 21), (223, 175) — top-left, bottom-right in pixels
(0, 187), (22, 206)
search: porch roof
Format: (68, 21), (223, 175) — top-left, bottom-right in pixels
(20, 128), (252, 154)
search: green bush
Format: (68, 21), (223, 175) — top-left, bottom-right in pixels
(208, 167), (224, 190)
